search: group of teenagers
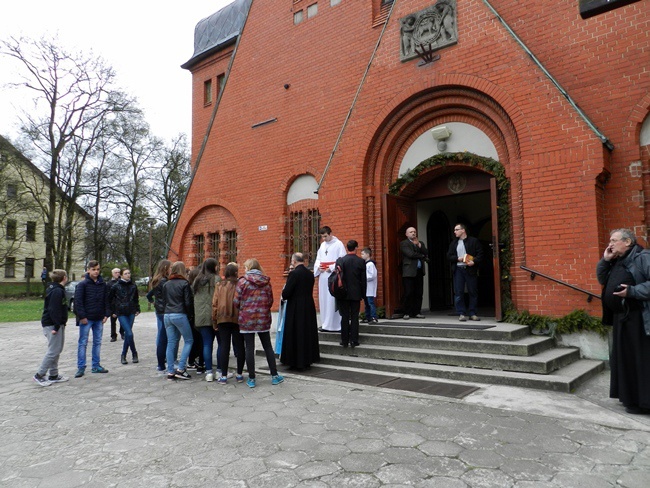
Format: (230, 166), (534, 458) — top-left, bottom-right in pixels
(34, 257), (287, 388)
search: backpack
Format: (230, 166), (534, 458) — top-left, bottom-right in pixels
(328, 262), (347, 300)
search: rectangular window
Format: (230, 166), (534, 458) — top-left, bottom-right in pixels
(224, 230), (237, 265)
(24, 258), (34, 278)
(6, 219), (16, 240)
(307, 3), (318, 18)
(204, 79), (213, 105)
(195, 234), (205, 265)
(331, 0), (341, 5)
(288, 208), (320, 269)
(293, 10), (303, 25)
(26, 221), (36, 242)
(216, 74), (226, 98)
(209, 232), (221, 274)
(4, 257), (15, 278)
(7, 183), (17, 199)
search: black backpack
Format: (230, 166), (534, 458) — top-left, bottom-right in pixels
(328, 262), (347, 300)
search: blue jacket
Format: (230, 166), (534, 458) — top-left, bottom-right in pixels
(74, 273), (110, 321)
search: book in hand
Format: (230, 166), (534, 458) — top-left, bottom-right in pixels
(462, 254), (474, 264)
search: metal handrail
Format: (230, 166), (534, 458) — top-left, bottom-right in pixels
(520, 265), (601, 302)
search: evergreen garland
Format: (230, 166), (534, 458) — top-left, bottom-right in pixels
(388, 152), (513, 310)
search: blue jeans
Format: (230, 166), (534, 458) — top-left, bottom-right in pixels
(155, 314), (168, 370)
(453, 267), (479, 316)
(118, 314), (137, 356)
(77, 319), (103, 369)
(198, 327), (219, 373)
(164, 314), (194, 374)
(364, 296), (377, 320)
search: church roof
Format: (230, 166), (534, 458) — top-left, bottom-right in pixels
(182, 0), (251, 69)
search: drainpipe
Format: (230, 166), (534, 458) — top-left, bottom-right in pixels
(315, 0), (399, 193)
(482, 0), (614, 151)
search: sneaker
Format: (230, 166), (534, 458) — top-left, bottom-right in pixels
(469, 315), (481, 321)
(196, 365), (205, 374)
(371, 318), (380, 324)
(246, 377), (256, 388)
(74, 368), (85, 378)
(33, 374), (52, 387)
(186, 363), (198, 370)
(174, 369), (191, 380)
(167, 373), (176, 380)
(415, 314), (426, 319)
(110, 337), (117, 342)
(459, 315), (467, 322)
(205, 373), (214, 382)
(403, 314), (410, 320)
(236, 374), (244, 383)
(91, 366), (109, 373)
(48, 374), (69, 383)
(218, 376), (227, 385)
(271, 375), (284, 386)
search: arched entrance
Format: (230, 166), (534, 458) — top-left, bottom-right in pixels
(382, 161), (503, 320)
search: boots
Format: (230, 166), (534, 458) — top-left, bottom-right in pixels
(132, 352), (139, 364)
(121, 355), (128, 365)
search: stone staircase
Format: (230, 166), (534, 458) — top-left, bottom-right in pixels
(316, 316), (605, 393)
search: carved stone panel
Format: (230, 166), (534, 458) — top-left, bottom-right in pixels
(400, 0), (458, 62)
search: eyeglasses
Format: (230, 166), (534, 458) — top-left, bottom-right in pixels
(453, 228), (463, 232)
(609, 238), (626, 243)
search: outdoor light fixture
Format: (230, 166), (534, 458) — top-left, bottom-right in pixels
(431, 126), (452, 152)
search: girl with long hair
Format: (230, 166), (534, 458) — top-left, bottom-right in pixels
(192, 258), (222, 381)
(147, 260), (172, 372)
(162, 261), (194, 380)
(108, 268), (140, 365)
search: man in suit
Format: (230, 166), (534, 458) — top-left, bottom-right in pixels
(337, 240), (367, 348)
(280, 253), (320, 370)
(447, 223), (484, 321)
(400, 227), (429, 320)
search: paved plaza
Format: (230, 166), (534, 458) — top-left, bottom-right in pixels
(2, 312), (649, 487)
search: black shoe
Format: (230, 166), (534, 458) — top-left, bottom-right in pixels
(120, 334), (125, 340)
(186, 363), (198, 370)
(132, 353), (139, 364)
(196, 365), (205, 374)
(351, 342), (360, 348)
(174, 369), (191, 380)
(625, 405), (649, 415)
(121, 355), (128, 365)
(110, 337), (117, 342)
(339, 342), (348, 348)
(167, 373), (176, 380)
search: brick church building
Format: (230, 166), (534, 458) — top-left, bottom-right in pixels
(171, 0), (649, 320)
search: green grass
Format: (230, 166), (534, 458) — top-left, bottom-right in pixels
(0, 297), (153, 323)
(0, 282), (44, 298)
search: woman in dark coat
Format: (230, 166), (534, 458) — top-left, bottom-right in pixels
(280, 253), (320, 370)
(108, 268), (140, 365)
(597, 228), (650, 415)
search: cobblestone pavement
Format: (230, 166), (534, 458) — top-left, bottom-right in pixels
(2, 313), (650, 487)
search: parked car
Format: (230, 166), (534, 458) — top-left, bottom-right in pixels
(64, 281), (80, 312)
(134, 277), (150, 287)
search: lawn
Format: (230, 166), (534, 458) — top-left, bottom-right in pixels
(0, 297), (154, 323)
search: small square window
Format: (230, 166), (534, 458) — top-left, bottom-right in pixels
(307, 3), (318, 18)
(331, 0), (341, 5)
(204, 79), (213, 105)
(26, 221), (36, 242)
(293, 10), (303, 24)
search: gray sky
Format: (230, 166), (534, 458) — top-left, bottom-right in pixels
(0, 1), (234, 142)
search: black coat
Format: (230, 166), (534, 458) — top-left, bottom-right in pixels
(108, 279), (140, 316)
(280, 264), (320, 369)
(337, 252), (367, 301)
(400, 239), (429, 277)
(41, 282), (68, 330)
(447, 235), (484, 275)
(162, 276), (194, 319)
(146, 277), (168, 315)
(74, 274), (110, 321)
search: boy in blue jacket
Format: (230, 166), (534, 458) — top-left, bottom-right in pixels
(74, 260), (110, 378)
(33, 269), (69, 386)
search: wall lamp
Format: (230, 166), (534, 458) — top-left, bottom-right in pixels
(431, 126), (452, 152)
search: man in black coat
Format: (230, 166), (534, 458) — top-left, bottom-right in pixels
(400, 227), (429, 319)
(337, 240), (367, 348)
(280, 253), (320, 370)
(447, 223), (484, 321)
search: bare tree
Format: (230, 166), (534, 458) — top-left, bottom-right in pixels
(1, 35), (130, 270)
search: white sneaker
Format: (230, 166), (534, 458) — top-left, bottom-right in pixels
(205, 373), (214, 382)
(217, 370), (234, 379)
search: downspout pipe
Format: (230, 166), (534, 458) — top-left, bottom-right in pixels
(482, 0), (614, 151)
(315, 0), (399, 193)
(166, 0), (254, 254)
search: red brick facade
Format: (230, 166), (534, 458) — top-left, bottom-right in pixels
(173, 0), (650, 318)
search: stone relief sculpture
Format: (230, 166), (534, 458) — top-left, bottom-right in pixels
(400, 0), (458, 62)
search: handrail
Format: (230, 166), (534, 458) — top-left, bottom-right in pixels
(520, 265), (601, 302)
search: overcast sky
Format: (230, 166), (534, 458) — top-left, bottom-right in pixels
(0, 0), (234, 143)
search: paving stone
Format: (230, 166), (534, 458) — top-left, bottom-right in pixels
(500, 458), (555, 481)
(552, 472), (615, 488)
(460, 467), (514, 487)
(338, 453), (386, 473)
(294, 461), (340, 480)
(418, 440), (464, 457)
(616, 469), (650, 488)
(346, 438), (386, 454)
(458, 448), (505, 468)
(375, 464), (430, 484)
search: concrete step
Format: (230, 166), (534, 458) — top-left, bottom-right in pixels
(357, 321), (531, 341)
(319, 342), (581, 374)
(316, 353), (605, 393)
(319, 331), (555, 357)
